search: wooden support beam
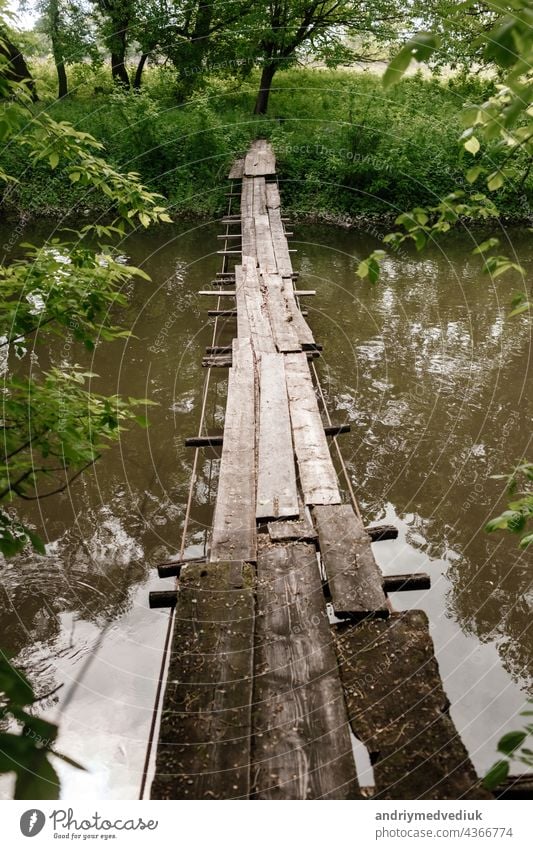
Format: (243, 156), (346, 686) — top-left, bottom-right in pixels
(152, 561), (254, 800)
(185, 423), (348, 449)
(382, 573), (431, 592)
(207, 309), (237, 317)
(365, 524), (399, 542)
(149, 590), (177, 608)
(324, 423), (350, 436)
(313, 503), (388, 619)
(185, 435), (224, 448)
(156, 556), (206, 579)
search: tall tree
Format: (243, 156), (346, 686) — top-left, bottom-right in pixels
(242, 0), (404, 114)
(0, 24), (38, 99)
(93, 0), (133, 85)
(46, 0), (68, 96)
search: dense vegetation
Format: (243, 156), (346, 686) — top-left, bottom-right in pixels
(2, 65), (531, 222)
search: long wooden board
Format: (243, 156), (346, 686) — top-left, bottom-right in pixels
(210, 339), (257, 562)
(313, 503), (389, 619)
(268, 207), (293, 277)
(282, 276), (316, 349)
(284, 353), (341, 505)
(244, 139), (276, 176)
(263, 272), (301, 353)
(266, 182), (280, 209)
(251, 540), (360, 799)
(234, 265), (250, 339)
(252, 177), (267, 216)
(334, 611), (492, 800)
(256, 353), (299, 519)
(151, 561), (254, 799)
(242, 256), (276, 354)
(241, 177), (254, 218)
(254, 213), (277, 275)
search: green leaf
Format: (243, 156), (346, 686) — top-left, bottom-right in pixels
(356, 259), (369, 280)
(487, 171), (505, 191)
(483, 759), (509, 790)
(0, 656), (34, 706)
(473, 238), (500, 255)
(519, 532), (533, 549)
(48, 152), (59, 169)
(383, 45), (413, 88)
(498, 731), (527, 756)
(466, 166), (484, 184)
(464, 136), (480, 155)
(14, 751), (60, 800)
(69, 171), (81, 183)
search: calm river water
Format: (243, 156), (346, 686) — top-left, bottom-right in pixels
(0, 218), (531, 798)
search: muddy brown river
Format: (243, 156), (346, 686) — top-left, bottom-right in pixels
(0, 219), (531, 798)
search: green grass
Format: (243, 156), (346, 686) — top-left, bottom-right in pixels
(2, 64), (530, 221)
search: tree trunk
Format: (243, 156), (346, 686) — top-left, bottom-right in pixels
(133, 53), (148, 90)
(0, 28), (38, 100)
(50, 0), (67, 98)
(110, 25), (130, 87)
(55, 59), (68, 98)
(254, 63), (276, 115)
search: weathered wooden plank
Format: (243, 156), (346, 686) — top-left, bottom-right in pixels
(262, 272), (301, 353)
(228, 158), (245, 180)
(241, 217), (255, 256)
(151, 561), (254, 800)
(256, 353), (299, 520)
(242, 256), (276, 354)
(268, 207), (293, 277)
(252, 540), (360, 799)
(266, 181), (280, 209)
(312, 504), (388, 619)
(254, 213), (277, 275)
(334, 611), (492, 800)
(244, 139), (276, 176)
(284, 353), (341, 505)
(241, 177), (254, 218)
(282, 276), (316, 349)
(235, 265), (250, 339)
(210, 339), (256, 562)
(267, 502), (317, 542)
(252, 177), (267, 216)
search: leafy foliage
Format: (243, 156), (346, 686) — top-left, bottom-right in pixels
(486, 462), (533, 548)
(483, 703), (533, 790)
(0, 652), (84, 799)
(1, 7), (169, 557)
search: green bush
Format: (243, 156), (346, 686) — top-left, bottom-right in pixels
(1, 65), (530, 221)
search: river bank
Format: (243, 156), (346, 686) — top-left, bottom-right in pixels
(2, 69), (531, 224)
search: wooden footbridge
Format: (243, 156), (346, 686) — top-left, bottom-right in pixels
(148, 141), (491, 800)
